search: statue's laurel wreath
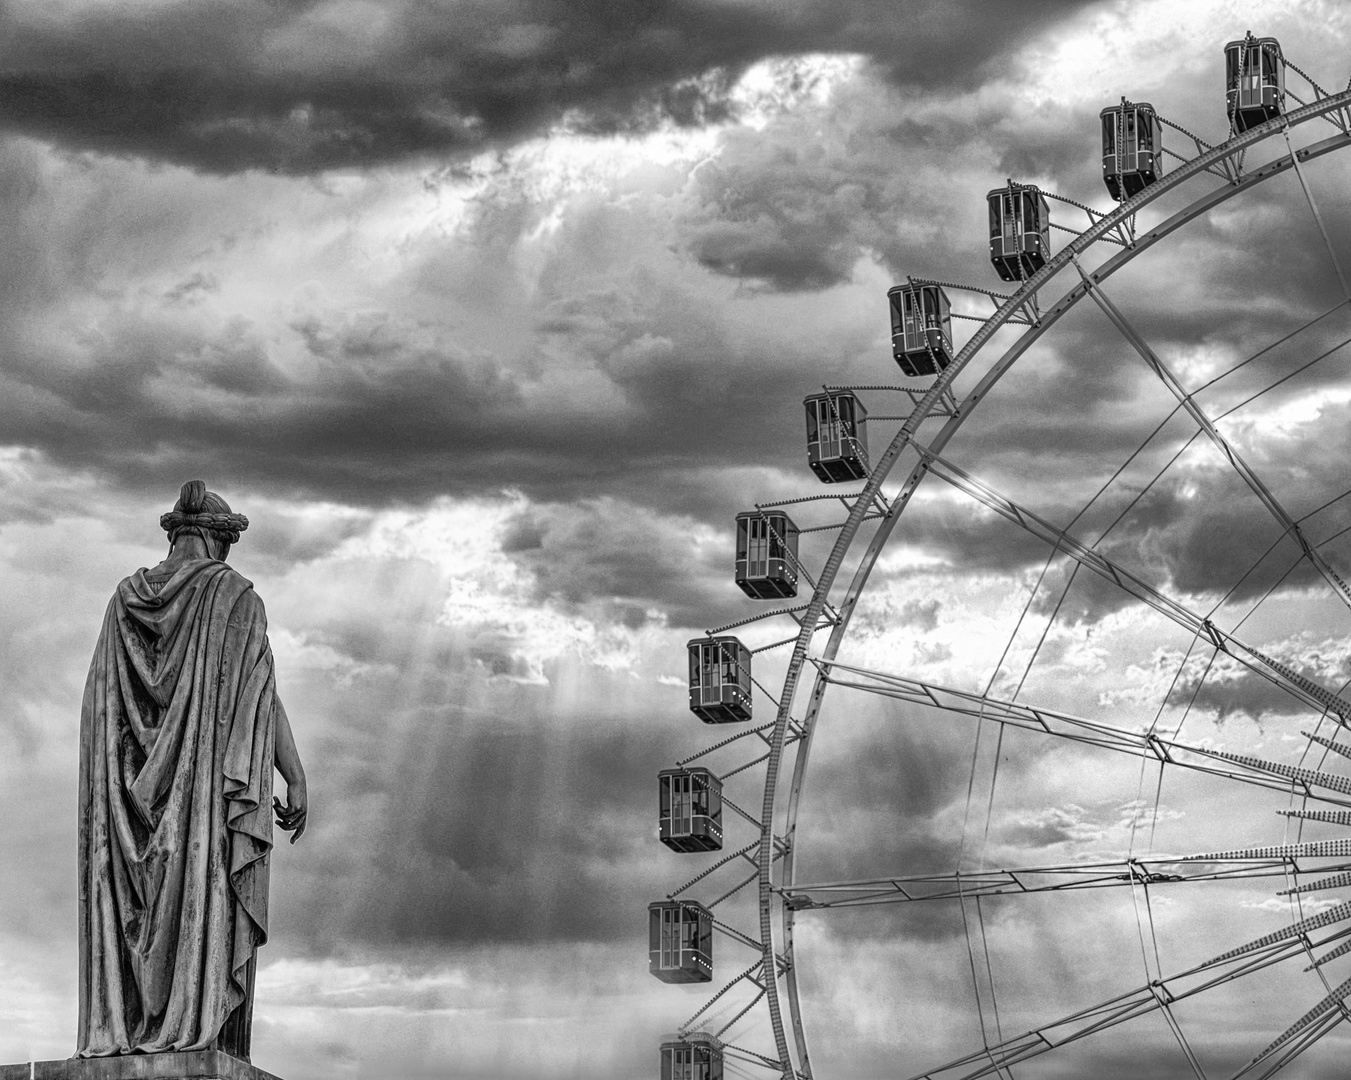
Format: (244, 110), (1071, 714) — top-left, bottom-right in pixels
(160, 511), (250, 545)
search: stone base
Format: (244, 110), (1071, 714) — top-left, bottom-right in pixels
(0, 1052), (281, 1080)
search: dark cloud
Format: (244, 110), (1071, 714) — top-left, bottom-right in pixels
(678, 77), (975, 292)
(496, 498), (742, 630)
(5, 21), (1349, 556)
(1167, 643), (1351, 723)
(677, 19), (1351, 310)
(0, 294), (789, 515)
(0, 0), (1102, 175)
(684, 127), (886, 291)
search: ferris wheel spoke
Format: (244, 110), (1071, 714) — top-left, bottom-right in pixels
(779, 857), (1351, 910)
(814, 659), (1351, 806)
(908, 904), (1351, 1080)
(1279, 124), (1351, 302)
(903, 444), (1351, 723)
(1072, 261), (1351, 613)
(1235, 984), (1351, 1080)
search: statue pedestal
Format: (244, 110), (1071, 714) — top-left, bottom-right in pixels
(0, 1052), (282, 1080)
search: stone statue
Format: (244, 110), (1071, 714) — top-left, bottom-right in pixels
(76, 481), (307, 1060)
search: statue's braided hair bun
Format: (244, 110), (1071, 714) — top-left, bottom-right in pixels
(160, 480), (249, 545)
(179, 479), (208, 515)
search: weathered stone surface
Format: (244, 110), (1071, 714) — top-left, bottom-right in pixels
(0, 1051), (282, 1080)
(78, 482), (308, 1057)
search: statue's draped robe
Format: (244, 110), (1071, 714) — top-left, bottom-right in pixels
(78, 560), (275, 1057)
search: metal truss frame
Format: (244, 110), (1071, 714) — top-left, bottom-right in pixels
(661, 88), (1351, 1079)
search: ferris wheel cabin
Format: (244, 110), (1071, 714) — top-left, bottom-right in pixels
(687, 636), (752, 723)
(649, 900), (713, 983)
(805, 392), (869, 482)
(888, 283), (954, 377)
(659, 768), (723, 853)
(1226, 34), (1285, 133)
(1101, 102), (1164, 201)
(988, 185), (1050, 282)
(734, 510), (800, 599)
(660, 1031), (724, 1080)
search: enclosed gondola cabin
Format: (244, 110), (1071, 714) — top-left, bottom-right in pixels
(1101, 102), (1164, 201)
(805, 392), (869, 482)
(687, 636), (752, 723)
(661, 1032), (724, 1080)
(888, 284), (954, 378)
(649, 900), (713, 983)
(1226, 35), (1284, 133)
(988, 185), (1050, 282)
(734, 511), (799, 600)
(659, 769), (723, 853)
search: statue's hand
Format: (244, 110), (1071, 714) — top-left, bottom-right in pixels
(273, 778), (307, 844)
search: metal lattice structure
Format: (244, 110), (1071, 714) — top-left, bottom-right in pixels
(657, 54), (1351, 1080)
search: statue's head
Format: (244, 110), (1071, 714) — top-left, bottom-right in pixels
(160, 480), (250, 562)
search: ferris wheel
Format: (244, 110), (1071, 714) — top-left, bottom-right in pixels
(653, 34), (1351, 1080)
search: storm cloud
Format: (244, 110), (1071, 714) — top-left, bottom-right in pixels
(0, 0), (1100, 174)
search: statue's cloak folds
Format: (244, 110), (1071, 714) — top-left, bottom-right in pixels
(78, 560), (275, 1055)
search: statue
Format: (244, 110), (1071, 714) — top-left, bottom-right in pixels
(76, 481), (307, 1060)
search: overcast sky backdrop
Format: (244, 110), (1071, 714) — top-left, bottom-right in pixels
(4, 1), (1351, 1078)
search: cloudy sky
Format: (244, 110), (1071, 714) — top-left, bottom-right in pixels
(4, 1), (1351, 1077)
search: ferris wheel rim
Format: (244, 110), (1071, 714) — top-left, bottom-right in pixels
(749, 89), (1351, 1079)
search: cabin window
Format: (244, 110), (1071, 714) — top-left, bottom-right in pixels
(691, 775), (709, 819)
(1245, 45), (1263, 96)
(720, 645), (739, 687)
(835, 394), (854, 426)
(746, 516), (769, 576)
(671, 774), (692, 835)
(660, 906), (679, 968)
(702, 644), (719, 694)
(818, 399), (841, 458)
(1003, 194), (1019, 245)
(903, 290), (920, 346)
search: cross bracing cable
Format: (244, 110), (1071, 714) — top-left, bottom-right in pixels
(679, 962), (766, 1036)
(715, 989), (768, 1041)
(1076, 264), (1351, 611)
(1283, 121), (1351, 301)
(1030, 299), (1351, 583)
(897, 442), (1351, 722)
(976, 301), (1348, 672)
(808, 660), (1351, 807)
(903, 919), (1351, 1080)
(669, 843), (762, 900)
(915, 314), (1351, 735)
(780, 858), (1351, 909)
